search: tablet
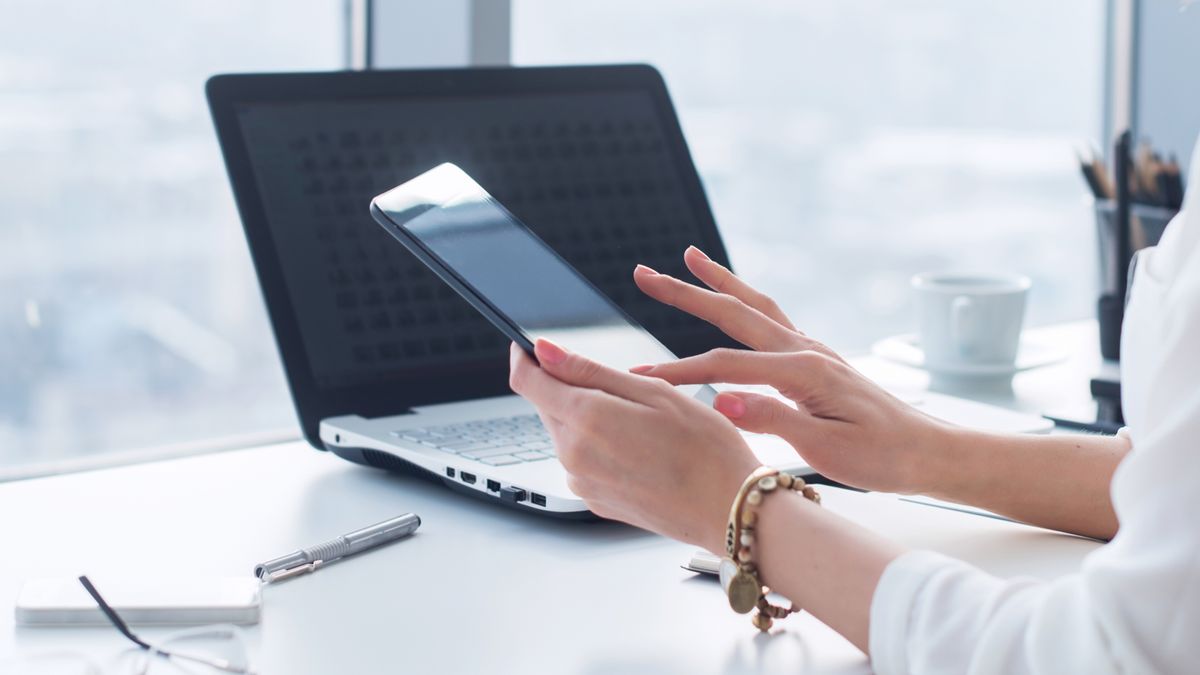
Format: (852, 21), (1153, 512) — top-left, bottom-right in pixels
(370, 163), (714, 402)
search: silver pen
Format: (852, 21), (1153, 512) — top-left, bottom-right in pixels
(254, 513), (421, 583)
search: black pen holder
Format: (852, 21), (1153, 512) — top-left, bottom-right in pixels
(1093, 200), (1177, 360)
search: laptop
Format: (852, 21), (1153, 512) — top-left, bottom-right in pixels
(207, 65), (1051, 518)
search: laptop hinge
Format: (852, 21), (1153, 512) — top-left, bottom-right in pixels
(368, 408), (417, 418)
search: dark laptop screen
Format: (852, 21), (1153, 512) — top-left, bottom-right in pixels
(234, 88), (729, 391)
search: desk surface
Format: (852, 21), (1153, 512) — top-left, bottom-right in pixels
(0, 321), (1106, 674)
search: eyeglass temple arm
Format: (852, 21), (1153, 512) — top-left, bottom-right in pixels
(77, 575), (152, 650)
(77, 575), (254, 674)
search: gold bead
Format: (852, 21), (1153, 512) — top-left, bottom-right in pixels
(757, 475), (778, 492)
(752, 611), (774, 631)
(746, 490), (762, 506)
(802, 486), (817, 501)
(741, 509), (757, 527)
(737, 548), (752, 563)
(792, 476), (807, 490)
(777, 473), (793, 489)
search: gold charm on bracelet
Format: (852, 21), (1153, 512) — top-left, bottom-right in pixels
(719, 559), (761, 614)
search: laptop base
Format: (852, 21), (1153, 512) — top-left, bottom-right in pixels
(326, 443), (597, 520)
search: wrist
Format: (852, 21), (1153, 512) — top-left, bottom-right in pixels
(905, 420), (975, 496)
(703, 459), (764, 555)
(717, 468), (822, 631)
(919, 424), (1007, 502)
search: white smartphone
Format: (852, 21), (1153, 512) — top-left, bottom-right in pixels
(15, 577), (261, 626)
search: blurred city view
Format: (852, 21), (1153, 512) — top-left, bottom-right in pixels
(514, 0), (1104, 340)
(1, 1), (341, 473)
(3, 1), (1102, 474)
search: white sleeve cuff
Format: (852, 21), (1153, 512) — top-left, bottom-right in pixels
(869, 550), (955, 675)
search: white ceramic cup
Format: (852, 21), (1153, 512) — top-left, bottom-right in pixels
(911, 272), (1031, 371)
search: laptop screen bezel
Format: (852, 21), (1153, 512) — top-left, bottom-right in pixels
(205, 65), (737, 447)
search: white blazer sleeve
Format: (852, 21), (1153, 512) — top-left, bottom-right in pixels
(868, 140), (1200, 675)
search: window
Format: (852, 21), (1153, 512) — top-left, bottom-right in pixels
(514, 1), (1105, 351)
(4, 2), (1110, 476)
(2, 1), (342, 476)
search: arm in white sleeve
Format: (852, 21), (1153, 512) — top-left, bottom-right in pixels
(869, 193), (1200, 674)
(870, 391), (1200, 675)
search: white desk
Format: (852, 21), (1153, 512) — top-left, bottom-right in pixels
(0, 322), (1107, 674)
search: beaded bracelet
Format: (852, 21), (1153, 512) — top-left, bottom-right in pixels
(719, 467), (821, 631)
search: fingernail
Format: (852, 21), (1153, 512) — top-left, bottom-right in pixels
(713, 393), (747, 419)
(686, 245), (711, 261)
(634, 264), (659, 275)
(629, 364), (655, 374)
(534, 339), (568, 365)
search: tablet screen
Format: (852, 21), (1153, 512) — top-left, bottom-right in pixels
(373, 164), (711, 400)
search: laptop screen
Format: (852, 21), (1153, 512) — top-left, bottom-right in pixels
(233, 87), (728, 391)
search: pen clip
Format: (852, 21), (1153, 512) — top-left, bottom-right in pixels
(265, 559), (323, 584)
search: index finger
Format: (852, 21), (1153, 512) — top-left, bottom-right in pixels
(683, 246), (797, 330)
(634, 266), (800, 352)
(636, 349), (834, 400)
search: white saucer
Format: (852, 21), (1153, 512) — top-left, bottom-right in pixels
(870, 333), (1067, 377)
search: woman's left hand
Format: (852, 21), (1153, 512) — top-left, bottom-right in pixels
(509, 340), (761, 554)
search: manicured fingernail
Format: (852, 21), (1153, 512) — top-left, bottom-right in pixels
(686, 245), (711, 261)
(634, 264), (658, 275)
(629, 364), (655, 374)
(713, 393), (746, 419)
(534, 339), (568, 365)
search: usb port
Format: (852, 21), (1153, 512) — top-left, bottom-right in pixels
(530, 493), (547, 507)
(460, 472), (476, 485)
(486, 479), (501, 492)
(445, 467), (455, 478)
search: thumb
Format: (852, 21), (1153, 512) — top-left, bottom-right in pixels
(713, 391), (811, 445)
(533, 338), (654, 403)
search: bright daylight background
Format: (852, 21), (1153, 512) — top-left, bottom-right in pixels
(1, 1), (1103, 475)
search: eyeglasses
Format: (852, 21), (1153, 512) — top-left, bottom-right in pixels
(77, 575), (256, 674)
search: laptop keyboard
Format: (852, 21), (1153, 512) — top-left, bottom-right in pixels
(391, 414), (555, 466)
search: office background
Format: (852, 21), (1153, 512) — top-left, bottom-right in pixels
(1, 0), (1193, 477)
(1134, 0), (1200, 159)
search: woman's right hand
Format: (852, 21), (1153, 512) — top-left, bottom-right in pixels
(631, 246), (957, 495)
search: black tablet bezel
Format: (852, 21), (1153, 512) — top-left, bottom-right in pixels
(205, 65), (736, 446)
(368, 197), (538, 359)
